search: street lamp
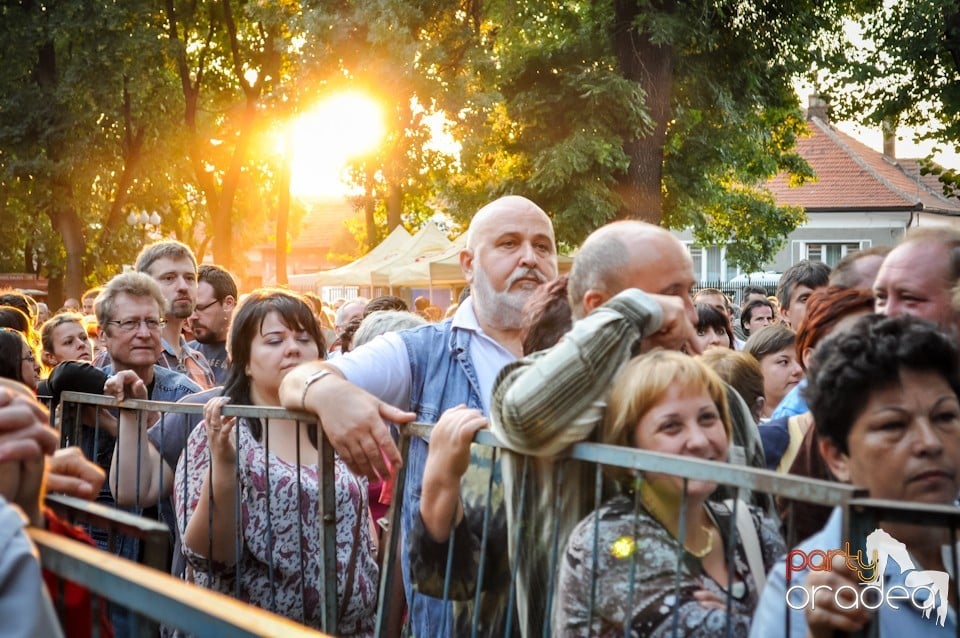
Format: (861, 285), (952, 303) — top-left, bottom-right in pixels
(127, 209), (163, 242)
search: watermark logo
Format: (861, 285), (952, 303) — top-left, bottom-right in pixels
(785, 528), (949, 626)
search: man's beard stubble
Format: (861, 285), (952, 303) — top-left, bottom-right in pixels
(471, 266), (546, 331)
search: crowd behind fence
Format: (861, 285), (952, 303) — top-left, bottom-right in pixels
(41, 392), (960, 638)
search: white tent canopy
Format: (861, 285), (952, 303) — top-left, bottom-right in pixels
(388, 236), (574, 287)
(369, 223), (454, 287)
(303, 225), (413, 288)
(387, 235), (467, 287)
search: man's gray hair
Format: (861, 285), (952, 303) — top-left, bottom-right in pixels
(353, 310), (427, 348)
(135, 239), (197, 274)
(567, 233), (632, 319)
(95, 272), (169, 327)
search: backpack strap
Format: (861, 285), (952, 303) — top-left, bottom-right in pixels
(724, 499), (765, 594)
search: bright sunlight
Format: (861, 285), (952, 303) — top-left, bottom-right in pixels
(289, 92), (385, 199)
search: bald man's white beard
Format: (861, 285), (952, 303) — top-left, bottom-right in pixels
(471, 265), (546, 331)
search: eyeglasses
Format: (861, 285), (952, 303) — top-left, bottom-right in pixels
(194, 299), (221, 312)
(106, 318), (165, 333)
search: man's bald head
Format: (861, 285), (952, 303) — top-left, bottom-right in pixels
(568, 221), (694, 319)
(465, 196), (554, 250)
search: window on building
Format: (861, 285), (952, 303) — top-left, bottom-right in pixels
(805, 242), (863, 267)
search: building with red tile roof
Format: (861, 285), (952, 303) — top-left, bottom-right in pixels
(676, 98), (960, 281)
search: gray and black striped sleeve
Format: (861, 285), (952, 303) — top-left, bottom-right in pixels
(490, 288), (663, 457)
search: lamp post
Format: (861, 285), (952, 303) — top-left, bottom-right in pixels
(126, 209), (163, 243)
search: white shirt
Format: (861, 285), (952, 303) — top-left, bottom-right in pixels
(330, 297), (516, 414)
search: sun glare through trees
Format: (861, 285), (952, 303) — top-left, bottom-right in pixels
(289, 92), (385, 199)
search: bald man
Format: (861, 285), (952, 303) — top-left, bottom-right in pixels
(874, 227), (960, 334)
(280, 195), (559, 635)
(490, 220), (765, 637)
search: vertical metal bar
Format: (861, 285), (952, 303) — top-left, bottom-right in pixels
(625, 481), (642, 638)
(671, 478), (689, 638)
(234, 414), (243, 601)
(440, 486), (457, 625)
(156, 411), (165, 516)
(504, 454), (530, 637)
(724, 498), (738, 638)
(470, 445), (499, 638)
(264, 417), (276, 614)
(542, 458), (566, 638)
(374, 429), (411, 638)
(295, 419), (307, 625)
(134, 408), (143, 510)
(845, 500), (878, 638)
(586, 461), (604, 633)
(317, 422), (339, 635)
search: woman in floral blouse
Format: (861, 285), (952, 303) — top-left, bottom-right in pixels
(556, 350), (784, 637)
(174, 289), (378, 635)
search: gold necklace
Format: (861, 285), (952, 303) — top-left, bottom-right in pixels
(638, 482), (715, 559)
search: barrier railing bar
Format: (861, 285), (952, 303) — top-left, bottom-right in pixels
(30, 528), (326, 638)
(408, 425), (856, 506)
(44, 493), (170, 571)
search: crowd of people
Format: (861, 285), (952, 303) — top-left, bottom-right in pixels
(1, 196), (960, 637)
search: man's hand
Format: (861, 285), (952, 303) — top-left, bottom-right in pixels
(805, 555), (872, 637)
(103, 369), (147, 402)
(104, 370), (159, 426)
(642, 294), (701, 355)
(0, 380), (56, 463)
(291, 369), (413, 480)
(46, 447), (105, 500)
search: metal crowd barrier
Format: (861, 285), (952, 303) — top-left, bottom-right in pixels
(378, 423), (860, 638)
(49, 391), (960, 638)
(56, 391), (342, 636)
(31, 526), (327, 637)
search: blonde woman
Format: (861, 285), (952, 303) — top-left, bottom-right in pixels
(556, 350), (784, 636)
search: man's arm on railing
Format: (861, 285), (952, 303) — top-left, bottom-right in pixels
(490, 289), (666, 457)
(105, 371), (168, 507)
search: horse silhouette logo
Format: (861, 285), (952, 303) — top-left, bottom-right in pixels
(865, 528), (950, 627)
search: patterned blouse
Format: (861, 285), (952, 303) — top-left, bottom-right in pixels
(556, 495), (785, 637)
(174, 419), (379, 636)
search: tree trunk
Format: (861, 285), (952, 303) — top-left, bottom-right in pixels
(275, 150), (290, 286)
(48, 203), (85, 301)
(386, 182), (402, 231)
(611, 0), (677, 225)
(213, 98), (257, 270)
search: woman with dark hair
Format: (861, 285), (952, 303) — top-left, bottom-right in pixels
(174, 289), (377, 634)
(752, 315), (960, 636)
(693, 303), (735, 351)
(761, 287), (875, 465)
(744, 325), (802, 422)
(0, 328), (39, 392)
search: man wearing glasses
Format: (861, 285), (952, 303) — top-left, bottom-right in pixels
(92, 271), (200, 635)
(187, 264), (237, 385)
(96, 272), (201, 404)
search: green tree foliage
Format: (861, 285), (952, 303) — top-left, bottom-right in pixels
(368, 0), (857, 269)
(817, 0), (960, 197)
(0, 0), (181, 298)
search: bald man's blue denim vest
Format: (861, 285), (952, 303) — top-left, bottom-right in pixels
(399, 319), (487, 636)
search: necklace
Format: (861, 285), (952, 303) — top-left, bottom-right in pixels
(638, 482), (715, 559)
